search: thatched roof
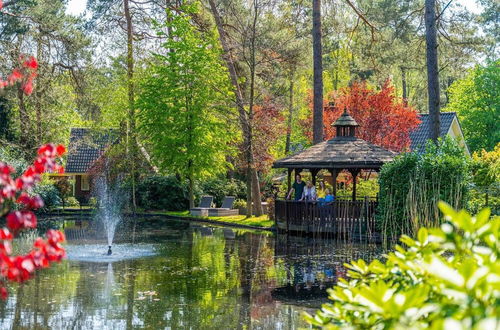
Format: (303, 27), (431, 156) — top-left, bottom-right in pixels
(273, 136), (396, 170)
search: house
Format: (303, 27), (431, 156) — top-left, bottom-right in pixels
(64, 128), (118, 204)
(409, 112), (470, 156)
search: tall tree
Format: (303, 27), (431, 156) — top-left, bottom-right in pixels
(425, 0), (440, 142)
(123, 0), (137, 212)
(312, 0), (323, 144)
(0, 0), (91, 150)
(209, 0), (292, 216)
(137, 4), (236, 208)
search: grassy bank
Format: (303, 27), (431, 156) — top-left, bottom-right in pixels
(161, 211), (274, 229)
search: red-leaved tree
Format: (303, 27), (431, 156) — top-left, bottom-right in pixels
(236, 102), (285, 173)
(302, 81), (421, 152)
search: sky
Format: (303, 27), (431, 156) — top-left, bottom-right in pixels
(67, 0), (483, 16)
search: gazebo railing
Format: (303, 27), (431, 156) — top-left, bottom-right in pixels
(275, 199), (378, 240)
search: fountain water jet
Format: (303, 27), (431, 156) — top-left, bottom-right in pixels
(93, 167), (126, 254)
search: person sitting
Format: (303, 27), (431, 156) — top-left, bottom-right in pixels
(300, 181), (316, 201)
(318, 188), (335, 206)
(287, 174), (306, 201)
(324, 189), (335, 203)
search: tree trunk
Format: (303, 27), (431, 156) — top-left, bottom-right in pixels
(425, 0), (440, 142)
(248, 1), (263, 217)
(35, 34), (43, 145)
(208, 0), (260, 217)
(401, 67), (408, 106)
(285, 77), (294, 154)
(188, 174), (194, 209)
(17, 87), (31, 149)
(124, 0), (137, 212)
(312, 0), (324, 144)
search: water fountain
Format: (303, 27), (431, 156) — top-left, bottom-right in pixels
(94, 173), (124, 255)
(65, 161), (156, 263)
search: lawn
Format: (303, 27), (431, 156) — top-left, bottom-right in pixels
(163, 210), (274, 229)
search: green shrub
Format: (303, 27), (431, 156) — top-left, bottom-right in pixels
(136, 175), (192, 211)
(233, 199), (247, 213)
(199, 177), (246, 206)
(336, 176), (379, 200)
(88, 197), (97, 207)
(378, 138), (469, 242)
(65, 196), (80, 207)
(305, 202), (499, 329)
(0, 144), (28, 174)
(32, 175), (62, 213)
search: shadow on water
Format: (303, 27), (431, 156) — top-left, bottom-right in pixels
(0, 216), (383, 329)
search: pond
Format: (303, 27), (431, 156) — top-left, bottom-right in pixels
(0, 216), (382, 329)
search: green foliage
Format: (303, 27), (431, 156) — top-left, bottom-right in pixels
(233, 199), (247, 211)
(336, 176), (380, 199)
(305, 203), (500, 329)
(471, 143), (500, 189)
(64, 197), (80, 208)
(468, 187), (500, 216)
(0, 144), (28, 174)
(378, 138), (470, 241)
(32, 176), (62, 213)
(137, 3), (237, 204)
(445, 60), (500, 152)
(136, 175), (193, 211)
(468, 143), (500, 215)
(199, 177), (246, 206)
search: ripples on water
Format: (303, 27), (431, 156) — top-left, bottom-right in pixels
(0, 216), (383, 329)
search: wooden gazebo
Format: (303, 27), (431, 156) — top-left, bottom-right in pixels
(272, 110), (396, 238)
(273, 110), (396, 201)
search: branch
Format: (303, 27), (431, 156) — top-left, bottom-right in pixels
(436, 0), (453, 21)
(344, 0), (376, 42)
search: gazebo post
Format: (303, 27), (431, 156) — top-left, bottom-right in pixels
(330, 169), (338, 197)
(311, 169), (319, 185)
(287, 168), (292, 193)
(349, 169), (360, 201)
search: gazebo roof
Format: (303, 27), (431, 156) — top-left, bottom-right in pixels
(333, 110), (359, 127)
(273, 136), (396, 170)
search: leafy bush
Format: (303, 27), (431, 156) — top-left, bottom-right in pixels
(469, 143), (500, 215)
(199, 177), (246, 206)
(65, 197), (80, 208)
(305, 202), (499, 328)
(233, 199), (247, 213)
(336, 176), (379, 200)
(136, 175), (192, 211)
(468, 186), (500, 216)
(32, 175), (62, 213)
(0, 144), (28, 174)
(88, 197), (97, 207)
(378, 138), (470, 242)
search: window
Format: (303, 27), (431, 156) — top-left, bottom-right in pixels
(81, 175), (90, 191)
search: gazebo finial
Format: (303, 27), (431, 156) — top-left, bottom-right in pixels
(333, 108), (359, 137)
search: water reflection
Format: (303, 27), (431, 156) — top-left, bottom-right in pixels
(0, 217), (381, 329)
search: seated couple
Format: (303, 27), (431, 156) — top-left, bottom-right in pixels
(286, 174), (335, 203)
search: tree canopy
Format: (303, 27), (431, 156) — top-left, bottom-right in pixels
(136, 3), (237, 207)
(445, 60), (500, 152)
